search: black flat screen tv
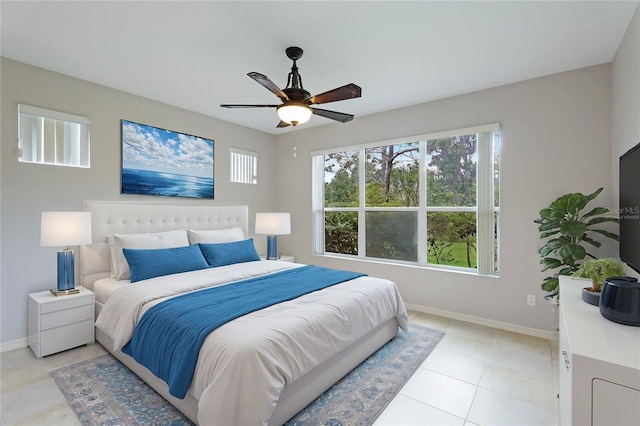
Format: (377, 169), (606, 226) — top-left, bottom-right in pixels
(620, 142), (640, 273)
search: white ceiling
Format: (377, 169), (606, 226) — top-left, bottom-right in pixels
(1, 1), (637, 135)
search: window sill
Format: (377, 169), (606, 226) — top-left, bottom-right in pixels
(312, 253), (501, 278)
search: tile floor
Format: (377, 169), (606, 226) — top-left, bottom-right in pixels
(0, 311), (559, 425)
(374, 311), (558, 426)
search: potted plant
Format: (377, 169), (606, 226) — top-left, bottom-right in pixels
(534, 187), (619, 304)
(572, 258), (625, 305)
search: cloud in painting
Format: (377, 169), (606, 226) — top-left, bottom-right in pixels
(122, 120), (214, 178)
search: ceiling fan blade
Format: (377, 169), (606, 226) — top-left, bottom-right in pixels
(248, 72), (289, 101)
(220, 104), (279, 108)
(309, 84), (362, 105)
(312, 108), (354, 123)
(276, 121), (291, 128)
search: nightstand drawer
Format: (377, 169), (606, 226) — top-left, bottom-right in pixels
(40, 320), (93, 356)
(41, 294), (92, 314)
(41, 304), (93, 331)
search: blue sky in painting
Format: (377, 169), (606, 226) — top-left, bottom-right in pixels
(122, 120), (214, 178)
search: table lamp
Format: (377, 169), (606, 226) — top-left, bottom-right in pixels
(255, 212), (291, 260)
(41, 211), (92, 296)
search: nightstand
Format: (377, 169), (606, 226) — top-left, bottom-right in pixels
(28, 286), (94, 358)
(261, 255), (295, 262)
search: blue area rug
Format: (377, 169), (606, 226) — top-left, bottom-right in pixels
(51, 324), (444, 425)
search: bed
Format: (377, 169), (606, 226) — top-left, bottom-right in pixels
(81, 201), (408, 425)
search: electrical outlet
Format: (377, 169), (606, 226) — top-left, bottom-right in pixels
(527, 294), (536, 306)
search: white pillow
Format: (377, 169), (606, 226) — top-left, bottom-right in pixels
(109, 229), (189, 280)
(106, 234), (118, 278)
(187, 227), (245, 245)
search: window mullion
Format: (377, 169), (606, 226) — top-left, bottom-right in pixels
(476, 131), (495, 274)
(38, 117), (44, 163)
(312, 155), (325, 254)
(418, 141), (427, 265)
(358, 148), (366, 258)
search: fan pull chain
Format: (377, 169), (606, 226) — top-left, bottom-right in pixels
(292, 127), (297, 158)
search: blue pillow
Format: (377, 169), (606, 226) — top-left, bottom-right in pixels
(123, 245), (209, 283)
(198, 238), (261, 268)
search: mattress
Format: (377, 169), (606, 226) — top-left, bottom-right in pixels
(93, 277), (129, 305)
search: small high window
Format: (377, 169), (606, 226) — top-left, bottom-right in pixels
(230, 148), (257, 184)
(18, 104), (90, 168)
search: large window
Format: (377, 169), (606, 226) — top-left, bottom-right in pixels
(312, 124), (500, 275)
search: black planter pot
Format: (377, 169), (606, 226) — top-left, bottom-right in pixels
(581, 288), (601, 306)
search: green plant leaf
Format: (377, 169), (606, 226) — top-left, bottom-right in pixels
(558, 267), (576, 275)
(537, 207), (564, 220)
(590, 229), (619, 240)
(550, 193), (585, 216)
(539, 239), (563, 256)
(557, 243), (586, 262)
(581, 207), (610, 219)
(580, 236), (602, 247)
(537, 221), (562, 232)
(587, 217), (619, 225)
(585, 187), (604, 203)
(541, 277), (559, 292)
(541, 257), (562, 271)
(534, 211), (552, 222)
(540, 230), (560, 239)
(540, 256), (561, 265)
(560, 221), (588, 238)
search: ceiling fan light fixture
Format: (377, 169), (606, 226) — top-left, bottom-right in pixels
(277, 103), (312, 126)
(221, 47), (361, 128)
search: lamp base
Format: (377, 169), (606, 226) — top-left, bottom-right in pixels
(57, 249), (75, 292)
(266, 235), (279, 260)
(50, 288), (80, 297)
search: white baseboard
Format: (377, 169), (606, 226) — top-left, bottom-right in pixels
(0, 337), (27, 353)
(405, 303), (557, 341)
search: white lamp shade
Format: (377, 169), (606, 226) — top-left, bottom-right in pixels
(255, 213), (291, 235)
(277, 104), (312, 125)
(41, 211), (92, 247)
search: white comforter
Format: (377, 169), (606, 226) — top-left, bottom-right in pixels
(95, 261), (408, 426)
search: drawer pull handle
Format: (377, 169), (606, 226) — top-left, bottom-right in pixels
(562, 350), (570, 371)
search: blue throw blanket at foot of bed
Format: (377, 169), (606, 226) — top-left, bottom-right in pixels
(122, 265), (366, 398)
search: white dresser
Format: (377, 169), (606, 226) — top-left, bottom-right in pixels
(28, 286), (94, 358)
(558, 276), (640, 426)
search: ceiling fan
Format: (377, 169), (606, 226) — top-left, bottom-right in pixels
(220, 46), (362, 128)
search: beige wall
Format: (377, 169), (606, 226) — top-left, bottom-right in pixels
(274, 63), (614, 334)
(612, 5), (640, 279)
(0, 58), (277, 346)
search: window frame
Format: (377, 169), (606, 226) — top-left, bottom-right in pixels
(312, 123), (500, 276)
(229, 147), (258, 184)
(17, 104), (91, 168)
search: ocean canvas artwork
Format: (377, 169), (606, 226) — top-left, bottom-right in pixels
(121, 120), (214, 199)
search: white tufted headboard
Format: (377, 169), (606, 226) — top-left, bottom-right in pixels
(80, 201), (249, 290)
